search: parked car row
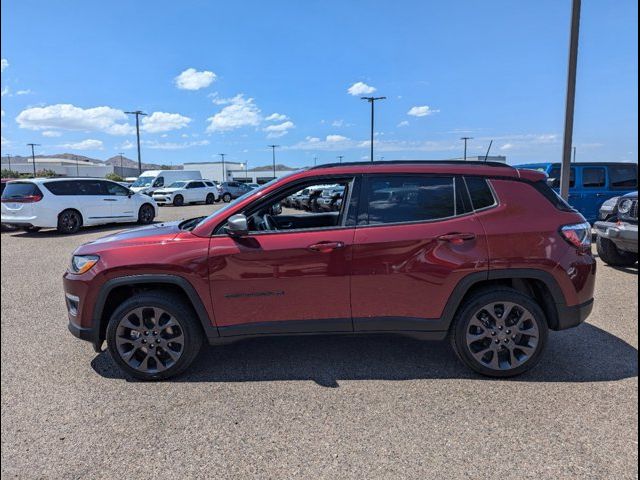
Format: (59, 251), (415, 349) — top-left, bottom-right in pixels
(282, 184), (345, 212)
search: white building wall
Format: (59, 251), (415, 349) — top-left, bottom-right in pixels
(183, 162), (244, 182)
(2, 162), (112, 177)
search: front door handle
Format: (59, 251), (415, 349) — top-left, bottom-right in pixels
(103, 198), (117, 202)
(308, 241), (345, 253)
(437, 233), (476, 245)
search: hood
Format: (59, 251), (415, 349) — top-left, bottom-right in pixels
(622, 191), (638, 199)
(153, 187), (180, 194)
(75, 221), (185, 254)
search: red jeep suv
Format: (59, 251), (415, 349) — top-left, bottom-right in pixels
(64, 161), (596, 380)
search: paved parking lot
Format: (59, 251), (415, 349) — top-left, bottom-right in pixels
(1, 204), (638, 479)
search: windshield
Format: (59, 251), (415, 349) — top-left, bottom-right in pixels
(131, 176), (154, 187)
(194, 171), (301, 230)
(168, 181), (188, 188)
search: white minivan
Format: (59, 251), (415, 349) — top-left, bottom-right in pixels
(129, 170), (203, 196)
(1, 178), (159, 234)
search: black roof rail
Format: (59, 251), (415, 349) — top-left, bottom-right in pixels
(310, 160), (516, 170)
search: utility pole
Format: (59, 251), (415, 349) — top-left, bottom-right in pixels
(572, 146), (577, 163)
(75, 155), (80, 177)
(313, 156), (318, 166)
(218, 153), (226, 182)
(268, 144), (279, 179)
(337, 155), (344, 164)
(460, 137), (473, 161)
(5, 154), (11, 171)
(361, 96), (386, 162)
(125, 110), (147, 175)
(560, 0), (581, 200)
(118, 152), (125, 174)
(245, 161), (249, 180)
(27, 143), (40, 177)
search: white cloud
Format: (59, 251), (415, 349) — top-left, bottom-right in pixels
(407, 105), (439, 117)
(397, 120), (410, 127)
(141, 111), (191, 133)
(264, 120), (295, 138)
(206, 94), (261, 132)
(1, 86), (9, 97)
(16, 89), (32, 96)
(143, 139), (210, 150)
(500, 143), (513, 151)
(42, 130), (62, 137)
(175, 68), (217, 90)
(265, 113), (288, 121)
(16, 104), (134, 135)
(0, 58), (8, 72)
(58, 139), (104, 150)
(347, 82), (376, 96)
(326, 134), (349, 143)
(1, 136), (10, 147)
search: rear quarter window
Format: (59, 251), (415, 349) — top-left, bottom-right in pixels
(464, 177), (496, 210)
(1, 182), (43, 199)
(609, 164), (638, 189)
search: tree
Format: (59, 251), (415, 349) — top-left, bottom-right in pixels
(105, 172), (125, 182)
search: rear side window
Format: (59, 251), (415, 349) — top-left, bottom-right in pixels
(531, 181), (575, 212)
(43, 181), (78, 195)
(464, 177), (496, 210)
(189, 181), (205, 188)
(205, 182), (214, 187)
(1, 182), (43, 200)
(364, 176), (455, 225)
(609, 164), (638, 189)
(582, 167), (606, 188)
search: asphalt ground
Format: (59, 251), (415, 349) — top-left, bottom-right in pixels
(1, 203), (638, 479)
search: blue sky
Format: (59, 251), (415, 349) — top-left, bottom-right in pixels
(1, 0), (637, 168)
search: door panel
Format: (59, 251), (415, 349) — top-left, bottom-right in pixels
(350, 215), (488, 330)
(208, 229), (355, 333)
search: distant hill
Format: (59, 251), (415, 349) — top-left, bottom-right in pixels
(249, 163), (295, 172)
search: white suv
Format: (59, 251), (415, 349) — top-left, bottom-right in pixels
(152, 179), (219, 206)
(1, 178), (158, 234)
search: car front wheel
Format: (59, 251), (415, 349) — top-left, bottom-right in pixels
(138, 204), (155, 224)
(596, 236), (637, 267)
(173, 195), (184, 207)
(205, 193), (215, 205)
(451, 288), (548, 377)
(106, 292), (203, 381)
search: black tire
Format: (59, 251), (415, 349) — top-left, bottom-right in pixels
(138, 203), (155, 225)
(596, 236), (637, 267)
(106, 291), (204, 381)
(22, 226), (41, 233)
(450, 288), (548, 378)
(222, 193), (232, 203)
(205, 193), (215, 205)
(173, 195), (184, 207)
(57, 209), (82, 234)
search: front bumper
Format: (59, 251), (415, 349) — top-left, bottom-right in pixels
(594, 221), (639, 253)
(64, 273), (103, 352)
(152, 195), (172, 204)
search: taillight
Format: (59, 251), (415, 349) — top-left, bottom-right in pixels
(560, 222), (592, 253)
(1, 194), (43, 203)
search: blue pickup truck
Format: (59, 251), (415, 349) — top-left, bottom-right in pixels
(517, 162), (638, 223)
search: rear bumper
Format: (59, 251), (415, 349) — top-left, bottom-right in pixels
(594, 221), (638, 253)
(554, 298), (594, 331)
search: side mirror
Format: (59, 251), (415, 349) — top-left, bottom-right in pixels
(224, 214), (249, 237)
(271, 202), (282, 216)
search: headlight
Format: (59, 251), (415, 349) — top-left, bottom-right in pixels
(618, 199), (633, 214)
(601, 196), (620, 209)
(70, 255), (100, 274)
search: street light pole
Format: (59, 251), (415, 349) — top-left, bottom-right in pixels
(218, 153), (226, 182)
(313, 156), (318, 166)
(75, 155), (79, 177)
(337, 155), (344, 164)
(125, 110), (147, 175)
(5, 154), (11, 171)
(361, 96), (386, 162)
(560, 0), (581, 200)
(27, 143), (40, 177)
(118, 152), (125, 175)
(460, 137), (473, 161)
(268, 145), (279, 179)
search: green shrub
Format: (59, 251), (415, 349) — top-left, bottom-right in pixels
(36, 169), (58, 177)
(105, 172), (125, 182)
(1, 169), (21, 178)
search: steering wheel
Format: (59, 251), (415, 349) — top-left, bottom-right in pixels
(263, 214), (278, 231)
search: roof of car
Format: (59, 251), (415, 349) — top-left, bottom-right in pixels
(304, 160), (546, 182)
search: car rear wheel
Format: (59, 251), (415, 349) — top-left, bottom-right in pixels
(222, 193), (232, 203)
(106, 292), (204, 381)
(138, 204), (155, 224)
(596, 236), (637, 267)
(173, 195), (184, 207)
(57, 209), (82, 234)
(450, 288), (548, 377)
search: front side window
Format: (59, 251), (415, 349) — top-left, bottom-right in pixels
(104, 181), (130, 196)
(609, 165), (638, 189)
(582, 168), (606, 188)
(364, 175), (455, 225)
(131, 176), (154, 187)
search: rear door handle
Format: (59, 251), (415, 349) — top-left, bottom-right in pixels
(437, 233), (476, 244)
(103, 198), (117, 202)
(308, 241), (345, 253)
